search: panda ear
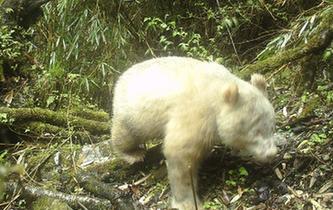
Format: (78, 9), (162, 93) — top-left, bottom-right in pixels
(224, 83), (239, 105)
(251, 74), (267, 96)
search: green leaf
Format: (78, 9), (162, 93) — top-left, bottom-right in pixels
(224, 18), (233, 28)
(239, 166), (249, 176)
(0, 113), (8, 123)
(323, 49), (332, 61)
(226, 180), (237, 186)
(46, 96), (56, 107)
(85, 78), (90, 92)
(310, 133), (327, 144)
(4, 8), (14, 13)
(319, 133), (327, 139)
(232, 17), (239, 27)
(0, 150), (8, 162)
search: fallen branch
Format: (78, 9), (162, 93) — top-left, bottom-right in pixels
(76, 171), (136, 210)
(5, 181), (113, 210)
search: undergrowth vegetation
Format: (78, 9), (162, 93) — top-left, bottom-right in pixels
(9, 0), (326, 110)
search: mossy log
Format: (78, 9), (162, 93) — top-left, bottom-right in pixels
(17, 121), (109, 144)
(239, 8), (333, 79)
(65, 107), (110, 122)
(0, 107), (110, 135)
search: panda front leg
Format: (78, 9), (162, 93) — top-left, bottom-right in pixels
(163, 117), (211, 210)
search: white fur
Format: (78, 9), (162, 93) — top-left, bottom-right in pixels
(111, 56), (277, 209)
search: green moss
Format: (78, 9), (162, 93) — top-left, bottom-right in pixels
(300, 95), (320, 118)
(32, 197), (72, 210)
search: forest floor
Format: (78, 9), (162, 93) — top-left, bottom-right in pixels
(1, 79), (333, 210)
